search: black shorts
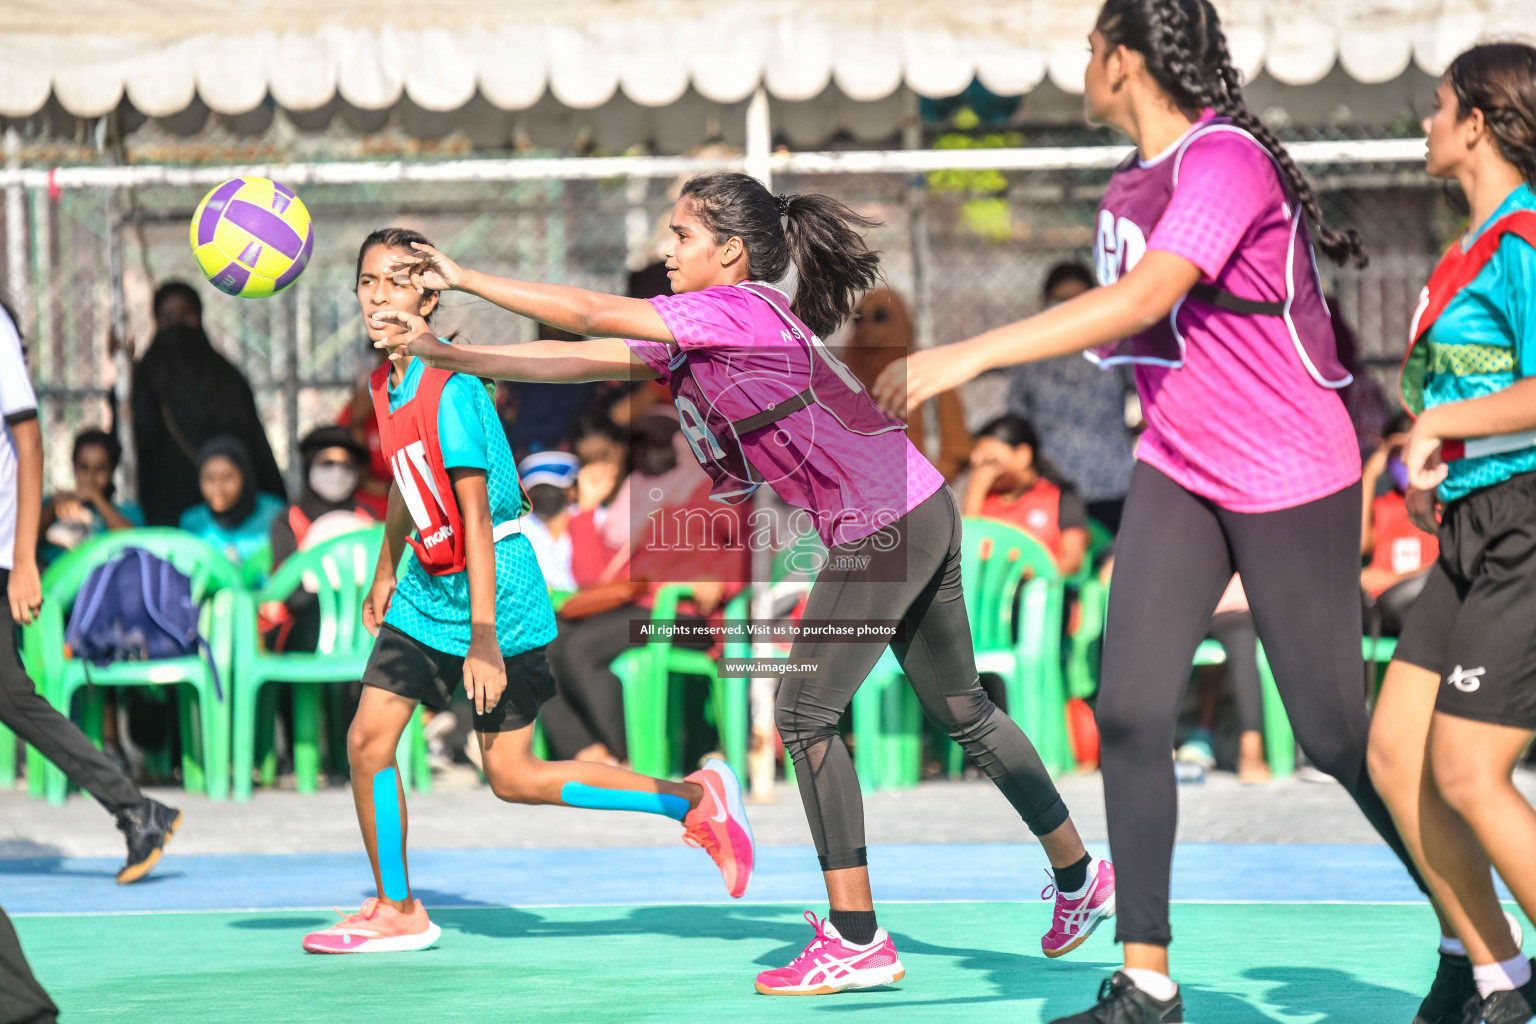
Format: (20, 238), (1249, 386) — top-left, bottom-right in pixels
(361, 624), (555, 733)
(1395, 471), (1536, 729)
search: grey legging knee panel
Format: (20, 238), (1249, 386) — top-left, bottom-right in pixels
(1099, 462), (1426, 946)
(776, 486), (1069, 872)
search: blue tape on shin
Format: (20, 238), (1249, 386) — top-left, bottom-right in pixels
(372, 768), (408, 901)
(560, 781), (689, 820)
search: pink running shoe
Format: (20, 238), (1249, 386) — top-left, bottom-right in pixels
(682, 757), (755, 898)
(301, 897), (441, 954)
(1041, 858), (1116, 958)
(756, 912), (906, 995)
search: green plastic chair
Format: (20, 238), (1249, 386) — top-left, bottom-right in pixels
(850, 648), (922, 791)
(240, 542), (273, 589)
(230, 526), (428, 801)
(610, 583), (749, 781)
(1191, 637), (1295, 777)
(19, 529), (241, 804)
(960, 517), (1073, 776)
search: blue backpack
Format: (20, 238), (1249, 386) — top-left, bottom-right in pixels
(64, 548), (222, 698)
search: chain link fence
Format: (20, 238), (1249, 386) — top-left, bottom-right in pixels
(0, 158), (1453, 496)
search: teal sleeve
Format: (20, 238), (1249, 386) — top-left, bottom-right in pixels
(1504, 235), (1536, 377)
(437, 375), (489, 470)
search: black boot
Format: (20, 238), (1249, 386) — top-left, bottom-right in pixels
(114, 797), (182, 884)
(1050, 972), (1184, 1023)
(1413, 952), (1481, 1024)
(1479, 965), (1536, 1024)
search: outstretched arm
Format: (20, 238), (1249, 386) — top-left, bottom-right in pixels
(384, 242), (676, 343)
(872, 251), (1201, 416)
(371, 313), (660, 384)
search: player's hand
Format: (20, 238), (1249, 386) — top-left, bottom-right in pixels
(463, 626), (505, 716)
(1404, 412), (1449, 492)
(369, 311), (449, 364)
(50, 493), (87, 522)
(382, 242), (465, 291)
(363, 574), (396, 636)
(1405, 486), (1441, 534)
(8, 559), (43, 627)
(871, 343), (985, 419)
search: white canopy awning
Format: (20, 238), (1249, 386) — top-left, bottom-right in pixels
(3, 0), (1534, 120)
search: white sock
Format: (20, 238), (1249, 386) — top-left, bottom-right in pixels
(1123, 968), (1178, 1002)
(1060, 857), (1098, 900)
(1440, 936), (1467, 957)
(1473, 955), (1532, 999)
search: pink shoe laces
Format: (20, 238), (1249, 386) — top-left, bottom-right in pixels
(328, 897), (382, 929)
(786, 911), (836, 968)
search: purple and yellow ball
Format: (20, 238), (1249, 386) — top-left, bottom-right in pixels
(189, 177), (313, 298)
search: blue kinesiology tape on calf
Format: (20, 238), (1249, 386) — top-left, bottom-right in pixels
(372, 767), (409, 901)
(560, 781), (689, 820)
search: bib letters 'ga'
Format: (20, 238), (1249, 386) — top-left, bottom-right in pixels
(665, 282), (908, 507)
(1086, 117), (1350, 388)
(1399, 209), (1536, 462)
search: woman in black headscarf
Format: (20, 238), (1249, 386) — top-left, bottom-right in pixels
(132, 321), (286, 526)
(177, 436), (284, 566)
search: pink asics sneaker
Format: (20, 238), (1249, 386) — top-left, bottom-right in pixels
(682, 757), (755, 898)
(1041, 858), (1117, 958)
(301, 897), (442, 954)
(756, 912), (906, 995)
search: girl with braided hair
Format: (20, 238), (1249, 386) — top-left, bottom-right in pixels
(874, 1), (1430, 1020)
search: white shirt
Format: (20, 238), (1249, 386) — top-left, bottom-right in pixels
(519, 510), (576, 593)
(0, 310), (37, 571)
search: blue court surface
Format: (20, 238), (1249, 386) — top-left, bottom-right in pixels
(8, 841), (1526, 1022)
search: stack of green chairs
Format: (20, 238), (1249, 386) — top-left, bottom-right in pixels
(960, 517), (1073, 776)
(610, 583), (749, 781)
(18, 529), (241, 804)
(230, 525), (428, 801)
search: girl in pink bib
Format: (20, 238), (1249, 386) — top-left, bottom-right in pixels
(373, 172), (1109, 995)
(876, 2), (1429, 1021)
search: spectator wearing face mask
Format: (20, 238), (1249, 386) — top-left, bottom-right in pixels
(1361, 415), (1439, 638)
(518, 451), (580, 594)
(262, 426), (375, 655)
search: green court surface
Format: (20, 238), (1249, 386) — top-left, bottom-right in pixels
(17, 901), (1491, 1023)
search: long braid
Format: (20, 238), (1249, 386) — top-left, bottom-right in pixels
(1097, 0), (1368, 268)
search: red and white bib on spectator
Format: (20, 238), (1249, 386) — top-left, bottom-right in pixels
(369, 363), (466, 576)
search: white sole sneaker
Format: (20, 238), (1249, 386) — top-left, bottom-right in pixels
(302, 922), (442, 954)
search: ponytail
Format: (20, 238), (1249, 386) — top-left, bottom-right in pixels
(1096, 0), (1368, 268)
(678, 173), (881, 336)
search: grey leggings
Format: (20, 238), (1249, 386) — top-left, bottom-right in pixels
(777, 486), (1069, 871)
(1101, 463), (1425, 945)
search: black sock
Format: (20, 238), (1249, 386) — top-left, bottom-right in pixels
(1053, 853), (1092, 895)
(829, 909), (878, 946)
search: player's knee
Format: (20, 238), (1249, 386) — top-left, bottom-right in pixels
(1429, 751), (1490, 815)
(1297, 731), (1363, 785)
(942, 690), (996, 747)
(486, 754), (548, 804)
(346, 718), (396, 769)
(1093, 694), (1156, 756)
(774, 699), (834, 752)
(1366, 727), (1412, 798)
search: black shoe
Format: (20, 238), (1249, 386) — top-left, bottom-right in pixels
(1050, 972), (1184, 1023)
(114, 797), (182, 884)
(1415, 952), (1481, 1024)
(1479, 966), (1536, 1024)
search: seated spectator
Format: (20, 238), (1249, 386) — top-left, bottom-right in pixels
(843, 288), (972, 481)
(518, 451), (580, 594)
(1178, 576), (1270, 784)
(963, 414), (1090, 576)
(1008, 262), (1137, 532)
(1361, 418), (1439, 637)
(541, 412), (747, 766)
(1332, 300), (1391, 463)
(262, 426), (375, 651)
(38, 429), (142, 566)
(179, 436), (284, 566)
(132, 314), (286, 527)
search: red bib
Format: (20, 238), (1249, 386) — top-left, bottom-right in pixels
(369, 362), (466, 576)
(1400, 211), (1536, 462)
(980, 478), (1064, 559)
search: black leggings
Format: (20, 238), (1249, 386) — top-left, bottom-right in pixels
(778, 486), (1069, 871)
(1101, 463), (1425, 945)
